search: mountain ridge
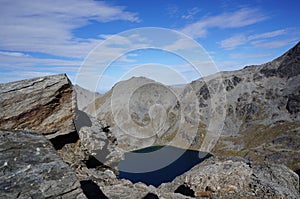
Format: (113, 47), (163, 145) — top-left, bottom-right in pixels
(87, 41), (300, 172)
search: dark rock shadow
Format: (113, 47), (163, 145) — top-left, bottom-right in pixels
(84, 155), (104, 169)
(49, 131), (79, 150)
(49, 109), (92, 150)
(80, 180), (108, 199)
(174, 184), (195, 197)
(142, 192), (159, 199)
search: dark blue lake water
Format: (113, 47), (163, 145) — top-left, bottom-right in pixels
(118, 145), (212, 187)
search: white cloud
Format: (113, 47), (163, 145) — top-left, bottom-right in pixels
(0, 52), (82, 69)
(0, 0), (139, 58)
(251, 38), (298, 49)
(0, 71), (60, 84)
(0, 51), (30, 57)
(181, 8), (268, 38)
(248, 29), (287, 40)
(220, 29), (291, 50)
(220, 35), (247, 50)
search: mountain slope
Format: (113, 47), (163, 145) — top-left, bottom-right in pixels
(210, 42), (300, 171)
(86, 42), (300, 172)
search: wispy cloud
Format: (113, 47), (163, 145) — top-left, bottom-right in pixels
(0, 51), (30, 57)
(220, 35), (247, 50)
(166, 4), (179, 17)
(181, 8), (268, 38)
(0, 0), (139, 58)
(248, 29), (287, 40)
(220, 29), (291, 50)
(181, 7), (201, 20)
(251, 38), (299, 49)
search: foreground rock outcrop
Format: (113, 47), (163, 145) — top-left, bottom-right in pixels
(159, 156), (299, 199)
(0, 74), (76, 139)
(0, 130), (86, 198)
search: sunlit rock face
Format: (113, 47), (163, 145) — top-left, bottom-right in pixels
(0, 74), (76, 139)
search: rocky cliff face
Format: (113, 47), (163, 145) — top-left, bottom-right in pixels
(0, 74), (76, 139)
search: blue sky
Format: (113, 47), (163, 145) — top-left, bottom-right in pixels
(0, 0), (299, 92)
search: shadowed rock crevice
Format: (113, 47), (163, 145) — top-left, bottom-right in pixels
(84, 155), (104, 169)
(49, 131), (79, 150)
(80, 180), (108, 199)
(174, 184), (195, 197)
(142, 192), (159, 199)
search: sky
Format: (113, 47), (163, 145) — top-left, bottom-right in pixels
(0, 0), (299, 93)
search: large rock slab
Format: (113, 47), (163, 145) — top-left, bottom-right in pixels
(77, 116), (124, 172)
(0, 129), (86, 198)
(0, 74), (76, 139)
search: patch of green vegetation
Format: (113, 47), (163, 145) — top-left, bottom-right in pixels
(242, 121), (300, 149)
(213, 121), (300, 172)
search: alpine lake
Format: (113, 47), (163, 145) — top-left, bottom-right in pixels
(118, 145), (212, 187)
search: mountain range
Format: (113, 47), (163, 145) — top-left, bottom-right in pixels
(0, 42), (299, 198)
(85, 42), (300, 173)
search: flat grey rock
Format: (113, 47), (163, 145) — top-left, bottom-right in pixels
(0, 130), (85, 199)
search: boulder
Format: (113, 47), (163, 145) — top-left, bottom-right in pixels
(0, 74), (76, 139)
(77, 116), (124, 172)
